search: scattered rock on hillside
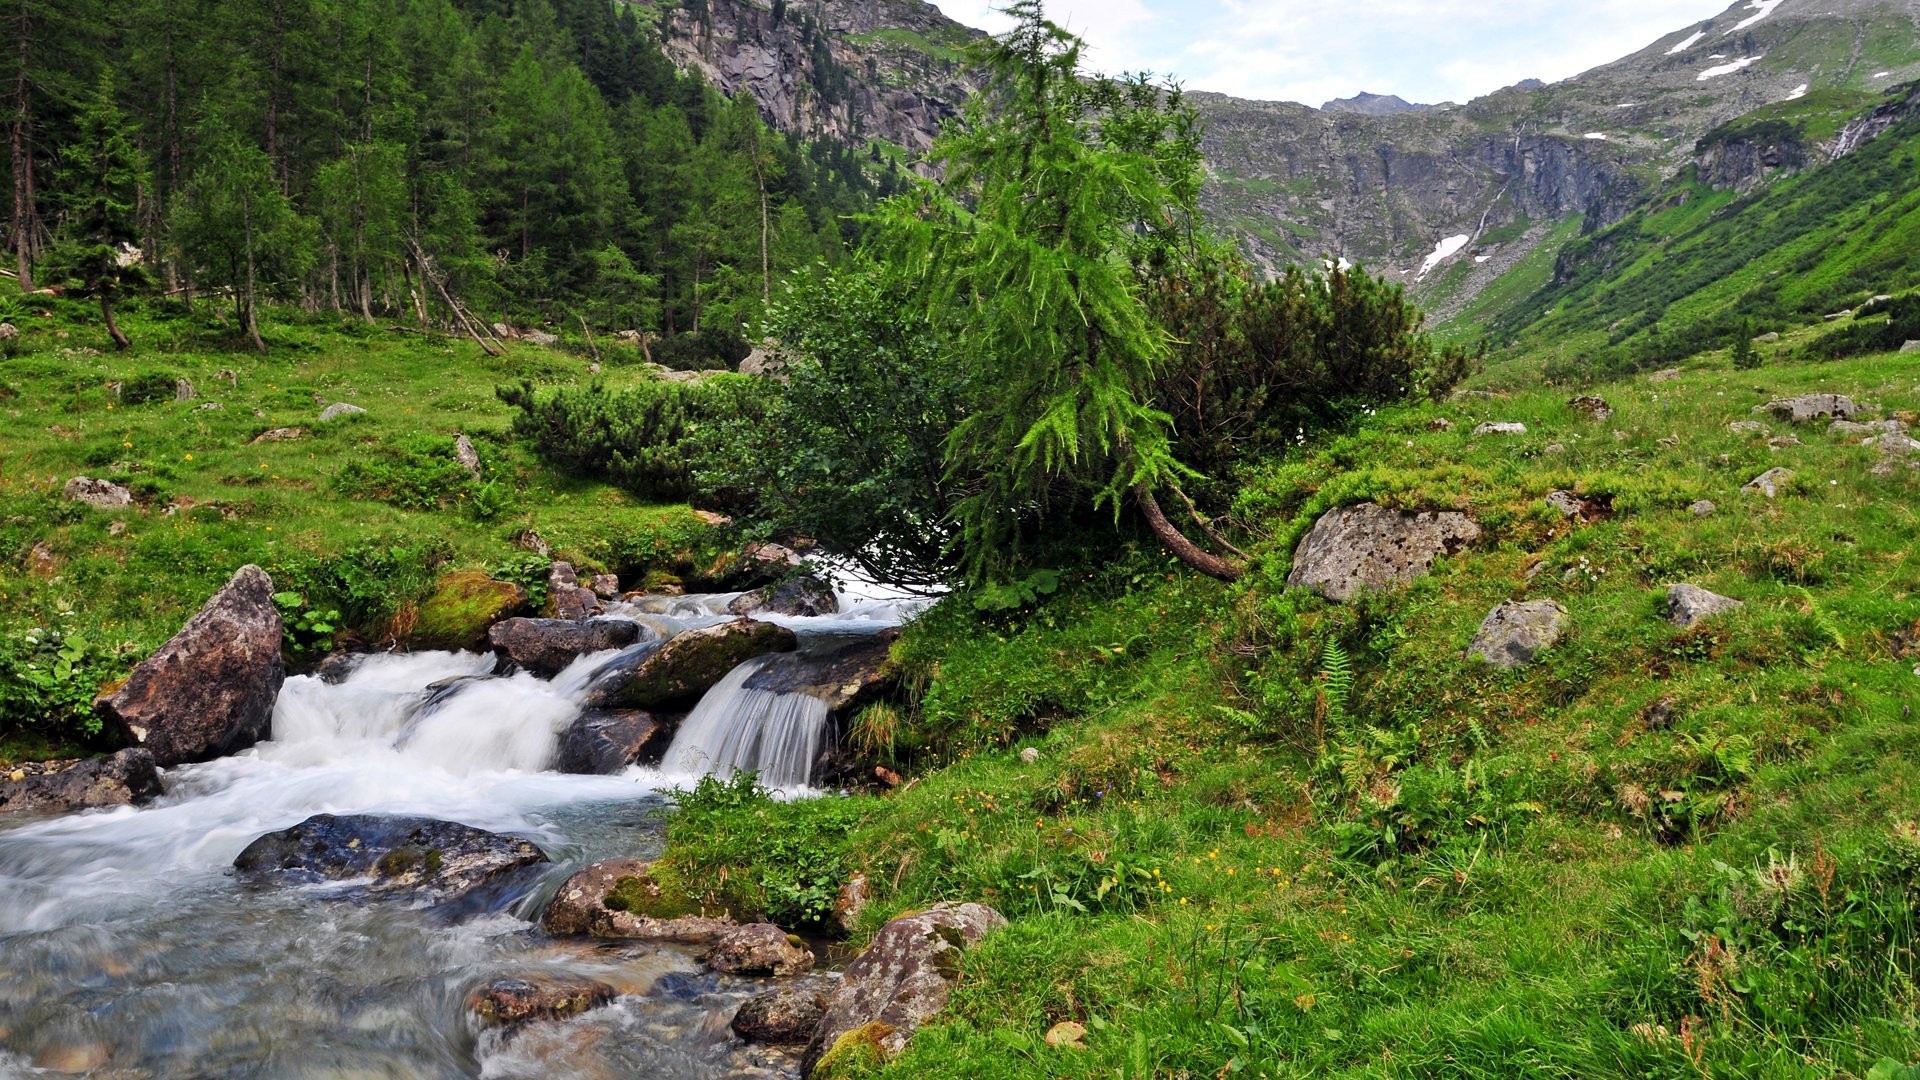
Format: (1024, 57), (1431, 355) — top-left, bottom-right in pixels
(250, 427), (306, 444)
(454, 434), (482, 478)
(317, 402), (366, 422)
(1545, 491), (1610, 523)
(1667, 584), (1744, 627)
(408, 571), (530, 651)
(1566, 395), (1614, 420)
(0, 322), (17, 343)
(1830, 418), (1907, 437)
(1756, 394), (1858, 424)
(1474, 422), (1528, 435)
(705, 923), (815, 977)
(728, 574), (839, 618)
(468, 975), (616, 1028)
(1690, 500), (1717, 517)
(585, 617), (797, 711)
(96, 565), (284, 766)
(174, 377), (196, 401)
(490, 618), (644, 677)
(801, 903), (1007, 1076)
(1286, 503), (1482, 603)
(524, 330), (559, 347)
(1744, 467), (1794, 498)
(733, 985), (830, 1045)
(1868, 431), (1920, 476)
(63, 476), (132, 509)
(1754, 332), (1781, 343)
(516, 529), (552, 557)
(1426, 417), (1454, 432)
(1768, 435), (1803, 449)
(194, 401), (222, 412)
(1648, 368), (1683, 382)
(233, 813), (548, 907)
(1728, 420), (1768, 434)
(542, 858), (738, 942)
(1901, 340), (1920, 353)
(556, 710), (667, 774)
(1467, 599), (1569, 670)
(0, 749), (164, 817)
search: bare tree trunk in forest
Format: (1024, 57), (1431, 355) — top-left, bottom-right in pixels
(102, 293), (129, 350)
(329, 247), (342, 312)
(11, 3), (35, 293)
(1134, 483), (1244, 582)
(752, 131), (770, 307)
(241, 191), (266, 353)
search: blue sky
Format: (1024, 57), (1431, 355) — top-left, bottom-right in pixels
(932, 0), (1741, 106)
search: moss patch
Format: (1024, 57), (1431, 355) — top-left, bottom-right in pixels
(403, 570), (528, 650)
(814, 1022), (897, 1078)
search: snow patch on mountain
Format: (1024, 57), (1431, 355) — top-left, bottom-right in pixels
(1786, 83), (1808, 100)
(1667, 30), (1707, 55)
(1585, 132), (1609, 140)
(1728, 0), (1786, 33)
(1699, 56), (1762, 81)
(1418, 234), (1470, 280)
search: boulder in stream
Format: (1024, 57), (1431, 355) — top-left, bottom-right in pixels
(1286, 503), (1482, 602)
(556, 710), (668, 774)
(542, 858), (738, 943)
(233, 813), (549, 909)
(705, 923), (815, 977)
(0, 749), (163, 817)
(740, 630), (900, 712)
(585, 618), (797, 711)
(490, 618), (644, 677)
(468, 975), (616, 1028)
(96, 564), (285, 766)
(407, 571), (530, 652)
(734, 984), (831, 1045)
(727, 575), (839, 618)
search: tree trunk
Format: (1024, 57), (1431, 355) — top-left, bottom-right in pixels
(102, 292), (130, 350)
(752, 134), (770, 307)
(242, 192), (266, 353)
(1135, 484), (1243, 582)
(10, 2), (34, 293)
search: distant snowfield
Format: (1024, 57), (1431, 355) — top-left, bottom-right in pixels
(1584, 132), (1609, 140)
(1874, 71), (1892, 79)
(1728, 0), (1787, 32)
(1667, 30), (1707, 55)
(1699, 56), (1762, 81)
(1786, 83), (1809, 100)
(1474, 255), (1493, 264)
(1418, 234), (1470, 279)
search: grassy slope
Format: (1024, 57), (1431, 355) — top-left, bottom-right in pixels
(698, 347), (1920, 1078)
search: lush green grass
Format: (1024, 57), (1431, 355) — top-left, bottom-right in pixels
(666, 347), (1920, 1078)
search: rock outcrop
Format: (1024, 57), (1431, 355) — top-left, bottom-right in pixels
(63, 476), (133, 509)
(1287, 503), (1481, 602)
(585, 618), (797, 711)
(489, 618), (645, 677)
(233, 813), (549, 908)
(1745, 467), (1794, 498)
(96, 565), (285, 766)
(0, 749), (163, 817)
(1756, 394), (1858, 424)
(801, 902), (1007, 1076)
(1467, 600), (1569, 669)
(1668, 584), (1744, 627)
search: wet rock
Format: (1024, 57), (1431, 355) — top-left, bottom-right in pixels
(317, 402), (366, 422)
(741, 630), (899, 711)
(1668, 584), (1744, 627)
(727, 574), (839, 618)
(1566, 395), (1614, 420)
(1474, 422), (1528, 435)
(234, 813), (548, 907)
(1690, 500), (1717, 517)
(556, 710), (667, 774)
(801, 903), (1007, 1076)
(705, 923), (815, 976)
(490, 618), (644, 678)
(0, 749), (163, 817)
(542, 858), (738, 942)
(547, 562), (603, 621)
(96, 565), (285, 766)
(1286, 503), (1482, 603)
(585, 618), (797, 711)
(1744, 467), (1794, 498)
(1755, 394), (1858, 424)
(589, 574), (622, 600)
(1467, 599), (1569, 670)
(407, 571), (530, 652)
(250, 426), (307, 444)
(733, 985), (829, 1045)
(64, 476), (133, 509)
(310, 650), (368, 684)
(468, 975), (616, 1028)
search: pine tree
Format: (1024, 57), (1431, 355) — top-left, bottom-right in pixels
(172, 116), (313, 351)
(46, 72), (152, 348)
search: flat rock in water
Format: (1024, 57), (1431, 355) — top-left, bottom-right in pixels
(0, 749), (163, 817)
(556, 710), (667, 774)
(1755, 394), (1858, 424)
(63, 476), (133, 509)
(490, 618), (644, 677)
(1668, 584), (1744, 627)
(542, 858), (738, 942)
(468, 975), (616, 1028)
(585, 618), (797, 711)
(742, 630), (900, 712)
(733, 984), (830, 1045)
(1287, 503), (1481, 603)
(233, 813), (548, 908)
(96, 565), (285, 766)
(727, 574), (839, 618)
(1744, 467), (1794, 498)
(1467, 600), (1569, 670)
(705, 923), (815, 977)
(801, 903), (1007, 1076)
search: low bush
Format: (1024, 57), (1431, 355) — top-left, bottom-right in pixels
(497, 375), (766, 501)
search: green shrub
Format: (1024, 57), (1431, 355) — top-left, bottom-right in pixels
(0, 622), (119, 744)
(120, 369), (182, 405)
(497, 375), (766, 501)
(661, 771), (869, 926)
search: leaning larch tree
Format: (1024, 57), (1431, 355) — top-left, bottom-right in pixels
(881, 0), (1246, 582)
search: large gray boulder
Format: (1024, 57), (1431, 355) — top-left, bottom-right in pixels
(1755, 394), (1858, 424)
(96, 565), (285, 765)
(1667, 584), (1744, 627)
(1467, 600), (1569, 670)
(541, 857), (738, 943)
(1287, 503), (1482, 602)
(801, 903), (1007, 1076)
(63, 476), (133, 509)
(555, 710), (667, 774)
(233, 813), (548, 909)
(316, 402), (365, 422)
(0, 749), (163, 817)
(489, 618), (644, 677)
(585, 617), (797, 711)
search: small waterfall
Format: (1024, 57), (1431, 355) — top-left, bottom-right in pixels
(660, 656), (832, 789)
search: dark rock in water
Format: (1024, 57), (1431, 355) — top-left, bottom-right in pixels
(705, 922), (815, 976)
(542, 857), (737, 942)
(733, 985), (829, 1045)
(1286, 503), (1481, 602)
(96, 565), (285, 766)
(233, 813), (548, 909)
(557, 710), (668, 774)
(0, 749), (163, 817)
(310, 650), (369, 685)
(742, 630), (900, 711)
(585, 618), (797, 711)
(490, 618), (644, 677)
(727, 575), (839, 618)
(468, 975), (616, 1028)
(547, 562), (603, 620)
(802, 903), (1007, 1075)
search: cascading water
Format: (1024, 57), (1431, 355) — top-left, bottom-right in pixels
(0, 578), (929, 1076)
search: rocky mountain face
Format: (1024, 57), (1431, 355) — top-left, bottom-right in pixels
(1321, 92), (1428, 116)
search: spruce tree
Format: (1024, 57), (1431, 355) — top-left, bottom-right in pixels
(47, 72), (152, 349)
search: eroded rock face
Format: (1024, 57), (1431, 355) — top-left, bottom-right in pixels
(1668, 584), (1744, 627)
(733, 985), (829, 1045)
(1467, 599), (1569, 670)
(542, 858), (738, 943)
(585, 618), (797, 711)
(490, 618), (645, 677)
(705, 923), (815, 977)
(556, 710), (667, 775)
(801, 902), (1007, 1076)
(1756, 394), (1858, 424)
(63, 476), (132, 509)
(96, 565), (285, 766)
(1286, 503), (1482, 602)
(728, 575), (840, 618)
(468, 975), (616, 1028)
(0, 749), (163, 817)
(233, 813), (548, 908)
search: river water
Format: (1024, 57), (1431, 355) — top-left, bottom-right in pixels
(0, 591), (924, 1078)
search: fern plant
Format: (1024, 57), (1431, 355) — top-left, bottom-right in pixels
(1319, 639), (1354, 741)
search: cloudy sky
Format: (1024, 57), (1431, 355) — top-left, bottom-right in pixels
(930, 0), (1742, 107)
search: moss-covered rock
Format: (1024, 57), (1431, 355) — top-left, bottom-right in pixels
(585, 617), (797, 710)
(405, 570), (530, 651)
(542, 857), (740, 942)
(812, 1022), (895, 1078)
